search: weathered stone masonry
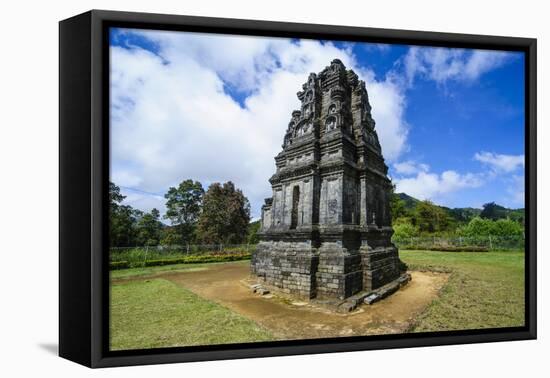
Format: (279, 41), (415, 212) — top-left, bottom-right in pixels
(251, 59), (405, 300)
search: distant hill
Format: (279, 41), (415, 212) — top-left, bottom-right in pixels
(394, 192), (524, 224)
(446, 207), (482, 223)
(396, 193), (420, 209)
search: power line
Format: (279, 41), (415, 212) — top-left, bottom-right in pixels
(120, 186), (164, 198)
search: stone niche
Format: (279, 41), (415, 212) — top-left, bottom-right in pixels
(251, 59), (405, 300)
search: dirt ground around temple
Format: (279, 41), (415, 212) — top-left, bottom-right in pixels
(158, 261), (449, 340)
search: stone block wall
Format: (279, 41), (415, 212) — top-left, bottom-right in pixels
(252, 238), (400, 300)
(316, 247), (363, 299)
(252, 240), (319, 298)
(360, 246), (400, 291)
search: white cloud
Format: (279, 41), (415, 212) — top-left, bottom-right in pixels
(394, 170), (484, 202)
(474, 151), (524, 173)
(110, 30), (411, 218)
(364, 74), (409, 160)
(362, 42), (392, 53)
(393, 160), (429, 175)
(508, 174), (525, 206)
(392, 152), (525, 207)
(404, 47), (513, 86)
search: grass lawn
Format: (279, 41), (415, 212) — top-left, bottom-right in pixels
(110, 251), (525, 350)
(400, 250), (525, 332)
(110, 278), (273, 350)
(110, 260), (248, 280)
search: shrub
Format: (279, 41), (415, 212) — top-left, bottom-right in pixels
(405, 246), (488, 252)
(110, 261), (130, 270)
(459, 217), (523, 237)
(393, 222), (420, 239)
(109, 251), (252, 270)
(144, 253), (251, 267)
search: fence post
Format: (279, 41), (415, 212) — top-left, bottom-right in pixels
(144, 245), (149, 265)
(489, 235), (493, 250)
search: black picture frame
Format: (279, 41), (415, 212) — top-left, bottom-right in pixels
(59, 9), (537, 368)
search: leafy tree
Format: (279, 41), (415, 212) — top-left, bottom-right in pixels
(159, 227), (184, 246)
(480, 202), (508, 220)
(492, 218), (524, 237)
(447, 207), (481, 224)
(508, 209), (525, 225)
(109, 181), (125, 210)
(459, 216), (523, 237)
(412, 200), (452, 234)
(392, 221), (419, 239)
(247, 220), (261, 245)
(111, 205), (142, 247)
(164, 180), (204, 243)
(390, 192), (409, 221)
(196, 181), (251, 244)
(458, 217), (492, 237)
(136, 208), (163, 246)
(109, 181), (141, 247)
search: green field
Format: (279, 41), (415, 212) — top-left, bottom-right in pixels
(110, 261), (227, 280)
(399, 250), (525, 331)
(110, 278), (272, 350)
(110, 250), (524, 350)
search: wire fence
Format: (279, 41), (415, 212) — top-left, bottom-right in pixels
(392, 235), (524, 251)
(109, 235), (524, 270)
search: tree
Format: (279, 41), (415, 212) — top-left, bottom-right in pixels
(412, 200), (452, 234)
(389, 186), (410, 222)
(447, 207), (481, 223)
(458, 217), (492, 237)
(392, 222), (419, 239)
(390, 193), (408, 221)
(196, 181), (251, 244)
(109, 181), (141, 247)
(480, 202), (508, 220)
(160, 227), (184, 246)
(459, 217), (523, 237)
(492, 218), (523, 237)
(109, 181), (125, 210)
(136, 208), (163, 246)
(247, 220), (261, 244)
(110, 205), (142, 247)
(164, 180), (204, 243)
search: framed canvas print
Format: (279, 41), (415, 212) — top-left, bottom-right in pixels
(59, 10), (537, 368)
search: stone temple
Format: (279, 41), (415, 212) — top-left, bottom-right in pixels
(251, 59), (406, 300)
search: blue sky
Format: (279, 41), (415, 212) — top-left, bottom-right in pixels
(109, 28), (525, 219)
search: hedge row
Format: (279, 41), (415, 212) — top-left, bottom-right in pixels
(404, 245), (489, 252)
(109, 252), (251, 270)
(110, 261), (131, 270)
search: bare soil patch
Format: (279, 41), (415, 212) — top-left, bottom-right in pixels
(160, 261), (449, 340)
